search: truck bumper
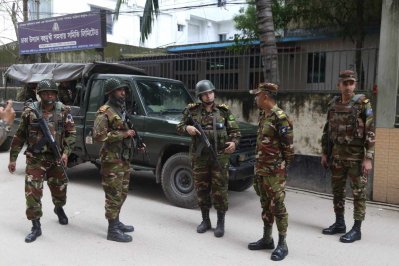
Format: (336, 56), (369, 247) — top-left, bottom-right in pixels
(228, 159), (255, 181)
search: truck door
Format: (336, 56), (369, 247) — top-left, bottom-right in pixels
(84, 79), (104, 159)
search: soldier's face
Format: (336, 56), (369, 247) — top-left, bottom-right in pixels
(338, 80), (356, 96)
(113, 87), (126, 98)
(200, 91), (215, 104)
(255, 92), (268, 109)
(39, 91), (57, 105)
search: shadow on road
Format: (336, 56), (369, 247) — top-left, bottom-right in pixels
(67, 162), (167, 206)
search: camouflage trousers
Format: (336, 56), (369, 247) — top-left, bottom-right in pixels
(331, 159), (367, 221)
(192, 154), (229, 212)
(253, 170), (288, 235)
(25, 154), (67, 220)
(100, 161), (131, 220)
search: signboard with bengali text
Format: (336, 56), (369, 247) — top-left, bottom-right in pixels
(18, 11), (106, 55)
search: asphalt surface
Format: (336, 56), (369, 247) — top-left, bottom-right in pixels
(0, 151), (398, 266)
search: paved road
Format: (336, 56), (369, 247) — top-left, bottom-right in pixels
(0, 151), (398, 266)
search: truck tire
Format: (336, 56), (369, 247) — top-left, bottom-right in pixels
(161, 152), (198, 209)
(0, 136), (12, 152)
(228, 177), (253, 192)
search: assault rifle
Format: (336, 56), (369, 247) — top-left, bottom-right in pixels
(125, 114), (150, 161)
(28, 102), (69, 182)
(186, 109), (225, 171)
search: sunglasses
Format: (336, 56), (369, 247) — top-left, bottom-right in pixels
(342, 80), (355, 86)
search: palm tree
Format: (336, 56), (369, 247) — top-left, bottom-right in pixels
(114, 0), (159, 43)
(255, 0), (279, 84)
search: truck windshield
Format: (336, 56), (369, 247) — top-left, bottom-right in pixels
(136, 80), (193, 114)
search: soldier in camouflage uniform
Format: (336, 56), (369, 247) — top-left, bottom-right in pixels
(321, 70), (375, 243)
(8, 79), (76, 243)
(0, 100), (15, 145)
(248, 83), (294, 261)
(93, 78), (141, 243)
(16, 83), (38, 102)
(58, 80), (77, 105)
(177, 80), (241, 238)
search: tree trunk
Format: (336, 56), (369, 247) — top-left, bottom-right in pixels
(256, 0), (279, 84)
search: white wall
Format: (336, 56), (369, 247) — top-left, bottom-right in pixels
(0, 0), (244, 48)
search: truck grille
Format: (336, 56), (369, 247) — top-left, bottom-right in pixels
(239, 135), (257, 150)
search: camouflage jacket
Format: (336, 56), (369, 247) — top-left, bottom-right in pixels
(177, 102), (241, 157)
(0, 120), (10, 145)
(58, 88), (75, 105)
(93, 102), (132, 163)
(9, 101), (76, 162)
(321, 94), (375, 161)
(255, 105), (294, 176)
(16, 88), (37, 102)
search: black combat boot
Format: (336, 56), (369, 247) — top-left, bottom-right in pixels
(25, 219), (42, 243)
(271, 234), (288, 261)
(340, 220), (362, 243)
(107, 219), (132, 242)
(322, 214), (346, 235)
(248, 226), (275, 250)
(116, 215), (134, 233)
(197, 209), (211, 233)
(54, 206), (68, 225)
(214, 211), (225, 238)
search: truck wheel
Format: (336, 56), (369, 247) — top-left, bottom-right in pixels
(229, 177), (253, 192)
(0, 136), (12, 152)
(161, 152), (198, 209)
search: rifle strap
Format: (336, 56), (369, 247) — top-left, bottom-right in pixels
(213, 115), (218, 152)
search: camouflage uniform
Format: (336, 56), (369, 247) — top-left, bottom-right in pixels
(58, 85), (75, 105)
(254, 106), (294, 235)
(321, 94), (375, 221)
(93, 102), (133, 220)
(16, 84), (37, 102)
(0, 120), (10, 145)
(9, 101), (76, 220)
(177, 102), (241, 212)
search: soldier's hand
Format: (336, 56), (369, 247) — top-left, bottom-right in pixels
(8, 161), (16, 173)
(224, 142), (236, 154)
(124, 129), (135, 138)
(61, 153), (68, 167)
(362, 158), (372, 176)
(321, 154), (329, 169)
(0, 100), (16, 125)
(186, 125), (200, 136)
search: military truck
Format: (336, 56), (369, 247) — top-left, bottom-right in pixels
(3, 62), (257, 208)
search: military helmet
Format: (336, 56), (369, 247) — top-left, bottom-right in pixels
(104, 78), (127, 95)
(37, 79), (58, 94)
(195, 80), (215, 97)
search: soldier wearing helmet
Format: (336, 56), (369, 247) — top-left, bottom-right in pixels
(8, 79), (76, 243)
(177, 80), (241, 238)
(93, 77), (143, 242)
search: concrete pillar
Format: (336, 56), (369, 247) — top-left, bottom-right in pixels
(376, 0), (399, 128)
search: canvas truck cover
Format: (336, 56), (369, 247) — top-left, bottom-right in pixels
(5, 62), (146, 83)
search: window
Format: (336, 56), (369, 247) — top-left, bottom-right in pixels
(177, 24), (184, 32)
(90, 6), (113, 34)
(219, 34), (227, 42)
(88, 80), (104, 112)
(307, 52), (326, 83)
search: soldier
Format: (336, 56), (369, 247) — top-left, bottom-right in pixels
(8, 79), (76, 243)
(58, 80), (77, 105)
(248, 83), (294, 261)
(177, 80), (241, 238)
(16, 82), (38, 102)
(321, 70), (375, 243)
(93, 78), (142, 243)
(0, 100), (16, 145)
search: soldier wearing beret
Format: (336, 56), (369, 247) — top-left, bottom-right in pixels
(321, 70), (375, 243)
(248, 82), (294, 261)
(177, 80), (241, 238)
